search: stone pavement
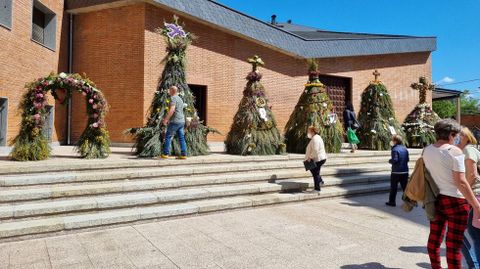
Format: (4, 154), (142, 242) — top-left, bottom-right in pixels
(0, 193), (441, 269)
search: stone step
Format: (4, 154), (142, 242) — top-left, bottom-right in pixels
(0, 158), (417, 187)
(0, 181), (390, 240)
(0, 169), (396, 203)
(0, 150), (422, 175)
(0, 172), (393, 220)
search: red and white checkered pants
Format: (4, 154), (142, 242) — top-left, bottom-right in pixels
(428, 194), (469, 269)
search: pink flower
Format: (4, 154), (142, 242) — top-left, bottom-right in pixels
(93, 113), (99, 119)
(92, 104), (98, 109)
(93, 94), (98, 99)
(35, 93), (44, 99)
(33, 114), (41, 121)
(34, 102), (43, 109)
(92, 122), (99, 128)
(43, 81), (49, 86)
(89, 99), (94, 104)
(82, 91), (87, 96)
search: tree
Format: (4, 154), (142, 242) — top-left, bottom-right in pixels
(224, 56), (286, 155)
(126, 17), (217, 157)
(284, 59), (343, 153)
(461, 90), (480, 115)
(357, 70), (405, 150)
(402, 77), (440, 147)
(432, 100), (456, 119)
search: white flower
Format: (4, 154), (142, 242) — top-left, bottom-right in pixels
(380, 93), (383, 96)
(59, 72), (67, 78)
(371, 130), (377, 134)
(322, 103), (327, 108)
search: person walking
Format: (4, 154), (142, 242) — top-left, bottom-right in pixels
(386, 134), (409, 207)
(458, 127), (480, 269)
(423, 119), (480, 269)
(161, 86), (187, 159)
(343, 102), (360, 153)
(305, 126), (327, 192)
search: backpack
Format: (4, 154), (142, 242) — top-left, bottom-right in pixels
(404, 156), (426, 202)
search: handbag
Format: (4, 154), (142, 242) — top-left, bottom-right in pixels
(303, 160), (317, 171)
(405, 153), (426, 202)
(347, 128), (360, 144)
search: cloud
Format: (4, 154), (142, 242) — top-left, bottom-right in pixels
(436, 76), (455, 85)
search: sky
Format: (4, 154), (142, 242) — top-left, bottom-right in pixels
(217, 0), (480, 100)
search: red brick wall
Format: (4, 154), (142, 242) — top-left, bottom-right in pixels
(66, 2), (433, 144)
(0, 0), (64, 145)
(462, 115), (480, 129)
(70, 4), (145, 143)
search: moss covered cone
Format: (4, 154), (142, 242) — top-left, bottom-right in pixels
(225, 56), (286, 155)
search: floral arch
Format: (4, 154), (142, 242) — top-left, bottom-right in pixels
(11, 73), (110, 161)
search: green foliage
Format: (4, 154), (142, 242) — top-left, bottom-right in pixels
(461, 90), (480, 115)
(432, 100), (456, 118)
(284, 61), (343, 154)
(225, 56), (286, 155)
(402, 103), (440, 148)
(10, 73), (110, 161)
(357, 82), (405, 150)
(126, 19), (217, 157)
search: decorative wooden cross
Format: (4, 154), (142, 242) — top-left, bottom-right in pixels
(247, 55), (265, 72)
(372, 69), (381, 83)
(411, 76), (434, 104)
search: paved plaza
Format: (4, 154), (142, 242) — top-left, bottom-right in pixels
(0, 193), (441, 269)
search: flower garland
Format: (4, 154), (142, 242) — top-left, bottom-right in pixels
(10, 73), (110, 161)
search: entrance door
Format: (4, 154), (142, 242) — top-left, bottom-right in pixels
(0, 98), (7, 146)
(42, 105), (54, 142)
(189, 84), (208, 124)
(318, 75), (352, 124)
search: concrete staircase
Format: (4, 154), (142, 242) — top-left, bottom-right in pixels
(0, 150), (420, 241)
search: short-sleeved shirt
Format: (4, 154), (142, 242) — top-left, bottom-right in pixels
(169, 95), (185, 123)
(423, 144), (466, 198)
(464, 144), (480, 195)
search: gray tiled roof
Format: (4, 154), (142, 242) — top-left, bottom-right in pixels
(66, 0), (437, 58)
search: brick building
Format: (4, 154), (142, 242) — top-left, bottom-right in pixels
(0, 0), (436, 150)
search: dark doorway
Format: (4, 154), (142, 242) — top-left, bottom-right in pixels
(189, 84), (208, 124)
(0, 98), (7, 146)
(42, 105), (54, 142)
(318, 75), (352, 124)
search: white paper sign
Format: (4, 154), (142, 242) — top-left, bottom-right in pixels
(388, 126), (397, 135)
(258, 108), (268, 121)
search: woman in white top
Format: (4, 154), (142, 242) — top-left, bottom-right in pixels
(458, 127), (480, 269)
(423, 119), (480, 269)
(305, 126), (327, 192)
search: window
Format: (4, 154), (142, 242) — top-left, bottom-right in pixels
(0, 0), (12, 29)
(31, 0), (56, 50)
(0, 98), (7, 147)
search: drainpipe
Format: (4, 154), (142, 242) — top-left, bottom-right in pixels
(67, 14), (73, 145)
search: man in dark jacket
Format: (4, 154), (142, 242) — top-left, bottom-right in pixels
(386, 134), (410, 207)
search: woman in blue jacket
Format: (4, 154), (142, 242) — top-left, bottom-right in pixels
(386, 134), (410, 207)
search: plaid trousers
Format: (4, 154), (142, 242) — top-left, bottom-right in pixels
(428, 194), (469, 269)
